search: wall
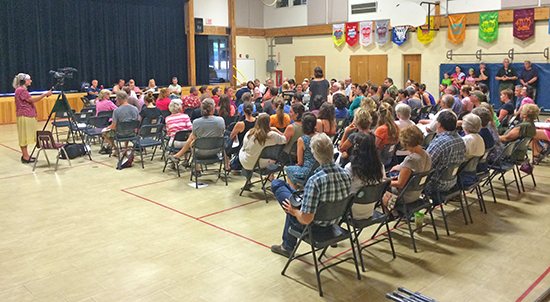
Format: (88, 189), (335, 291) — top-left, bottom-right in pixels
(236, 21), (549, 95)
(263, 3), (308, 28)
(235, 0), (264, 28)
(194, 0), (229, 27)
(236, 36), (269, 81)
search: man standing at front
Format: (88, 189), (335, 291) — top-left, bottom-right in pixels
(495, 58), (517, 93)
(519, 60), (538, 100)
(270, 133), (351, 257)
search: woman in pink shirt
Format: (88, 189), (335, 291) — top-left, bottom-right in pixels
(165, 99), (192, 148)
(12, 73), (53, 163)
(95, 89), (117, 116)
(155, 88), (171, 111)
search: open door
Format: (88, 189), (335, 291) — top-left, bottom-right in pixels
(295, 56), (326, 83)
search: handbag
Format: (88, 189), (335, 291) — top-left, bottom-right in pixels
(520, 162), (533, 174)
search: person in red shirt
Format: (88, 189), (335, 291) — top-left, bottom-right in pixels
(181, 86), (201, 109)
(155, 88), (172, 111)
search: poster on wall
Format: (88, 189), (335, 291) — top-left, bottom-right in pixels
(392, 26), (408, 46)
(448, 14), (466, 44)
(375, 20), (389, 46)
(479, 11), (499, 42)
(513, 8), (534, 40)
(417, 17), (435, 44)
(332, 24), (345, 46)
(359, 21), (373, 46)
(345, 23), (359, 46)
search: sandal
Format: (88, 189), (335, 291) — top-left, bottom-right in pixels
(21, 156), (36, 163)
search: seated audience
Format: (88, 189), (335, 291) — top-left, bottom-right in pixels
(211, 86), (221, 106)
(128, 79), (141, 94)
(270, 97), (291, 129)
(425, 110), (466, 198)
(121, 86), (140, 109)
(198, 85), (211, 101)
(101, 91), (140, 156)
(87, 80), (100, 103)
(270, 133), (351, 257)
(515, 85), (535, 115)
(238, 92), (256, 116)
(462, 114), (485, 159)
(262, 86), (278, 116)
(235, 81), (253, 104)
(496, 88), (514, 122)
(446, 85), (463, 116)
(500, 104), (539, 161)
(253, 87), (263, 103)
(239, 114), (286, 190)
(419, 94), (455, 133)
(285, 113), (318, 188)
(419, 84), (436, 106)
(471, 107), (496, 150)
(168, 77), (182, 98)
(155, 88), (171, 111)
(283, 103), (306, 159)
(375, 102), (399, 150)
(349, 84), (366, 117)
(384, 125), (431, 209)
(395, 103), (415, 130)
(139, 92), (162, 123)
(460, 86), (474, 114)
(333, 93), (348, 119)
(143, 79), (157, 93)
(169, 98), (226, 175)
(95, 89), (117, 116)
(182, 86), (201, 109)
(165, 99), (192, 147)
(531, 117), (550, 164)
(339, 108), (373, 160)
(112, 79), (125, 94)
(361, 96), (378, 126)
(316, 102), (336, 135)
(217, 94), (236, 126)
(344, 131), (385, 220)
(229, 102), (257, 171)
(224, 86), (237, 110)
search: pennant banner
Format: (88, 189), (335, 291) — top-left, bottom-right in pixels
(345, 22), (359, 46)
(448, 14), (466, 44)
(359, 21), (373, 46)
(417, 17), (435, 44)
(332, 23), (345, 46)
(392, 26), (408, 46)
(479, 11), (499, 42)
(514, 8), (534, 40)
(375, 20), (389, 46)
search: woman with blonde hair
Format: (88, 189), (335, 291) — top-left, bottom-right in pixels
(13, 73), (53, 163)
(375, 102), (400, 150)
(270, 97), (291, 129)
(500, 103), (539, 161)
(155, 88), (171, 111)
(239, 114), (286, 190)
(142, 79), (157, 93)
(95, 89), (117, 116)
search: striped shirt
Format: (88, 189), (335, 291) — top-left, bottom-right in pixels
(165, 113), (192, 138)
(302, 162), (351, 227)
(426, 131), (466, 192)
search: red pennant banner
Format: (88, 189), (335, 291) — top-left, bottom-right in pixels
(513, 8), (534, 41)
(346, 23), (359, 46)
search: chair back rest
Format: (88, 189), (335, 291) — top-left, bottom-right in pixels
(141, 115), (162, 126)
(140, 124), (164, 139)
(304, 160), (321, 181)
(433, 103), (441, 112)
(511, 137), (531, 155)
(497, 140), (518, 161)
(419, 106), (429, 114)
(313, 194), (354, 223)
(74, 111), (91, 123)
(380, 143), (397, 166)
(81, 106), (96, 115)
(398, 170), (432, 199)
(97, 110), (113, 118)
(458, 156), (481, 175)
(259, 144), (285, 161)
(226, 122), (237, 132)
(87, 116), (110, 128)
(54, 109), (73, 119)
(193, 136), (225, 150)
(422, 132), (436, 148)
(335, 118), (348, 131)
(115, 120), (140, 138)
(36, 131), (56, 149)
(438, 163), (462, 182)
(352, 179), (391, 205)
(184, 107), (195, 117)
(160, 110), (171, 119)
(478, 147), (494, 166)
(173, 129), (192, 142)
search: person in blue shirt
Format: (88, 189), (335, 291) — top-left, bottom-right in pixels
(87, 80), (100, 103)
(333, 93), (348, 119)
(237, 92), (257, 115)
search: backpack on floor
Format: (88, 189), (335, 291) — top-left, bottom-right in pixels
(117, 149), (135, 170)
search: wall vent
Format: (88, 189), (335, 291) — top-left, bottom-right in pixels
(351, 2), (377, 14)
(274, 37), (293, 44)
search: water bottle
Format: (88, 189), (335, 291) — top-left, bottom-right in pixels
(101, 85), (104, 90)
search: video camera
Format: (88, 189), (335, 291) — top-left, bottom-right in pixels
(49, 67), (78, 87)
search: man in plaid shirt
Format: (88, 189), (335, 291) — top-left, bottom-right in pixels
(270, 133), (351, 257)
(426, 110), (466, 195)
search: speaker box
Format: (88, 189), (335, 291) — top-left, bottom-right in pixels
(195, 18), (203, 33)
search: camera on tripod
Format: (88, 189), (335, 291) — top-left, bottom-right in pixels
(49, 67), (78, 87)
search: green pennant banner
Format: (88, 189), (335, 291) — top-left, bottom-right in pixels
(479, 11), (498, 42)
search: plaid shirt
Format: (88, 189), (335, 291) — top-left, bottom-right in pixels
(426, 131), (466, 192)
(301, 162), (351, 227)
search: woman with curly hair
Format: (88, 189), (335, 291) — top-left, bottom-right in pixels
(345, 131), (385, 219)
(375, 102), (400, 150)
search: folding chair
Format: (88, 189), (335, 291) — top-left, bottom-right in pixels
(81, 97), (93, 107)
(80, 106), (96, 116)
(239, 144), (287, 202)
(136, 123), (164, 165)
(410, 107), (422, 123)
(163, 130), (192, 176)
(114, 120), (140, 170)
(71, 111), (92, 138)
(509, 138), (536, 192)
(391, 171), (439, 253)
(51, 109), (75, 142)
(97, 110), (113, 119)
(184, 107), (195, 118)
(457, 156), (486, 220)
(421, 132), (436, 149)
(290, 160), (320, 190)
(160, 110), (171, 120)
(348, 180), (396, 272)
(33, 131), (71, 172)
(332, 118), (349, 145)
(281, 195), (361, 297)
(190, 137), (227, 188)
(476, 147), (496, 203)
(380, 143), (398, 170)
(85, 115), (110, 145)
(486, 141), (519, 200)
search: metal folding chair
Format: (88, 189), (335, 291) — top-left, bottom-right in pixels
(190, 137), (227, 188)
(163, 130), (192, 176)
(239, 144), (287, 202)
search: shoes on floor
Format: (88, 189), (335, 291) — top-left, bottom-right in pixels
(21, 156), (36, 164)
(270, 245), (291, 258)
(169, 155), (181, 164)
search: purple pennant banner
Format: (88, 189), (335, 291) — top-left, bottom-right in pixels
(513, 8), (534, 41)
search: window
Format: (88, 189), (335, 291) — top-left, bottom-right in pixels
(208, 36), (230, 84)
(276, 0), (289, 8)
(293, 0), (306, 5)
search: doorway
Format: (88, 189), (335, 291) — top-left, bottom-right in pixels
(403, 54), (422, 85)
(295, 56), (326, 83)
(349, 55), (388, 86)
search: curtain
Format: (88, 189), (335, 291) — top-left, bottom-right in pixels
(0, 0), (187, 93)
(195, 35), (210, 86)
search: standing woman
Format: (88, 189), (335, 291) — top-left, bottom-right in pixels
(308, 67), (330, 111)
(13, 73), (53, 163)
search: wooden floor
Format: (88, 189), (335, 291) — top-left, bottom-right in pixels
(1, 121), (550, 302)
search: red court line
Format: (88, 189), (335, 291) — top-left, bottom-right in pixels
(516, 265), (550, 302)
(197, 199), (263, 219)
(0, 143), (22, 153)
(121, 189), (198, 220)
(122, 177), (180, 190)
(91, 160), (115, 168)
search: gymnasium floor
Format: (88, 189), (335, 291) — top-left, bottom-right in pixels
(1, 121), (549, 302)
